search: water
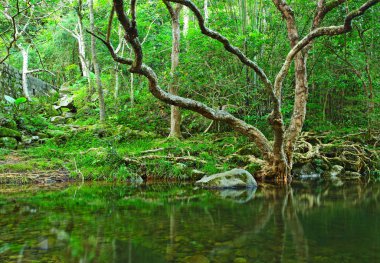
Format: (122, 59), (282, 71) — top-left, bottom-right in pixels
(0, 182), (379, 263)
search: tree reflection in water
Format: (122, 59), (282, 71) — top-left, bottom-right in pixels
(0, 182), (379, 263)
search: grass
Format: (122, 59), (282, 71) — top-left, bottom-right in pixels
(1, 120), (258, 181)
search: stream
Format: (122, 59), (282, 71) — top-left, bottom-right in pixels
(0, 181), (379, 263)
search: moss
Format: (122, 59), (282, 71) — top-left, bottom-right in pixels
(0, 158), (63, 173)
(0, 127), (22, 142)
(0, 137), (18, 149)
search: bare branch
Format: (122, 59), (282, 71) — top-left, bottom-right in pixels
(141, 19), (156, 46)
(59, 24), (79, 39)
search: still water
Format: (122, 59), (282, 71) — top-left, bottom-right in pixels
(0, 182), (379, 263)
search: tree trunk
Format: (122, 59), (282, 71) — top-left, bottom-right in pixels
(20, 46), (31, 100)
(89, 0), (106, 122)
(204, 0), (208, 24)
(77, 10), (89, 78)
(183, 7), (189, 36)
(167, 3), (183, 138)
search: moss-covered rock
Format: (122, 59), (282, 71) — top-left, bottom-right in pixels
(0, 137), (18, 149)
(196, 169), (257, 189)
(0, 117), (17, 130)
(0, 127), (22, 142)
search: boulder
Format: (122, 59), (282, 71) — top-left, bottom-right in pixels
(54, 94), (77, 113)
(196, 169), (257, 189)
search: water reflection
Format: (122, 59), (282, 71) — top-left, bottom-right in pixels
(0, 182), (379, 262)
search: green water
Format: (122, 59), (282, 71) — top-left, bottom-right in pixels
(0, 182), (379, 263)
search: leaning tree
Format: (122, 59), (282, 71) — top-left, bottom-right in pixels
(94, 0), (379, 182)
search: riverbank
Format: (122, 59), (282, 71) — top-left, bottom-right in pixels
(1, 122), (379, 184)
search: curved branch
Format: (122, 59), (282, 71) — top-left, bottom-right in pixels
(274, 0), (379, 97)
(98, 4), (273, 159)
(312, 0), (347, 30)
(113, 0), (142, 71)
(166, 0), (274, 97)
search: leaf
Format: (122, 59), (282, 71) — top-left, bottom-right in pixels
(14, 97), (27, 105)
(4, 95), (15, 104)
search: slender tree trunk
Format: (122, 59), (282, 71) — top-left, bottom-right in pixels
(166, 3), (183, 138)
(204, 0), (208, 24)
(89, 0), (106, 122)
(130, 71), (134, 106)
(76, 5), (89, 79)
(183, 7), (189, 36)
(114, 25), (125, 101)
(20, 46), (31, 100)
(114, 64), (120, 99)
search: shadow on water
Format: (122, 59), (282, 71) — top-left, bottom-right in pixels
(0, 181), (379, 262)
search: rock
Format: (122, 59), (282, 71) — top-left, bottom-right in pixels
(323, 165), (344, 179)
(0, 117), (17, 130)
(0, 127), (21, 142)
(62, 112), (75, 119)
(174, 163), (187, 170)
(191, 169), (206, 180)
(129, 176), (143, 184)
(36, 132), (49, 139)
(196, 169), (257, 189)
(46, 129), (65, 137)
(342, 171), (361, 179)
(184, 255), (210, 263)
(293, 163), (320, 179)
(0, 137), (18, 149)
(50, 116), (66, 124)
(54, 94), (77, 113)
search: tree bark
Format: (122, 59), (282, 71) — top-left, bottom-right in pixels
(165, 2), (183, 138)
(20, 45), (31, 100)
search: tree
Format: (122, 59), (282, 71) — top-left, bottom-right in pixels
(89, 0), (106, 122)
(59, 0), (94, 97)
(164, 1), (183, 138)
(1, 0), (56, 99)
(73, 0), (380, 182)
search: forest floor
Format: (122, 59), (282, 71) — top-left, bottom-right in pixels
(0, 151), (69, 184)
(1, 119), (379, 184)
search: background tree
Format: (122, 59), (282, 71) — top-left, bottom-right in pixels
(164, 1), (183, 138)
